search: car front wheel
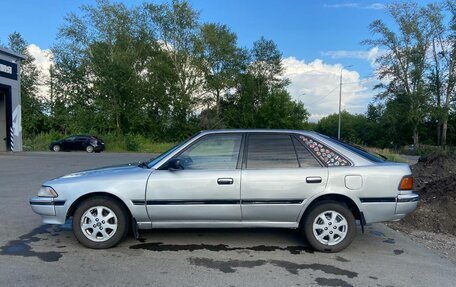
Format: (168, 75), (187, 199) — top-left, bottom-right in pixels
(86, 145), (94, 153)
(303, 201), (356, 252)
(73, 196), (129, 249)
(52, 145), (61, 152)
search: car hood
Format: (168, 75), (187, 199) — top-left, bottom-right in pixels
(42, 163), (153, 188)
(42, 163), (154, 198)
(59, 163), (143, 179)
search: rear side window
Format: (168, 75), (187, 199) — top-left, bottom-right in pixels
(246, 134), (299, 169)
(322, 136), (385, 163)
(292, 137), (322, 168)
(298, 135), (351, 167)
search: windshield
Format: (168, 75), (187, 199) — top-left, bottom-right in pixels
(320, 134), (385, 163)
(146, 133), (200, 168)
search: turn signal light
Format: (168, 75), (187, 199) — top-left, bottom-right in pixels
(399, 176), (413, 190)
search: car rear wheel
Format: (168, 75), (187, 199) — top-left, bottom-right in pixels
(303, 201), (356, 252)
(52, 145), (61, 152)
(86, 145), (94, 153)
(73, 196), (129, 249)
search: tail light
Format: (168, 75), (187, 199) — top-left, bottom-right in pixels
(399, 175), (413, 190)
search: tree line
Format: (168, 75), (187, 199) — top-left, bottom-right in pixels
(5, 0), (307, 142)
(3, 0), (456, 149)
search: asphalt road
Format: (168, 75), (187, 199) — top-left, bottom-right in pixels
(0, 152), (454, 287)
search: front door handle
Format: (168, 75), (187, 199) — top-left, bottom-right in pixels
(217, 178), (234, 185)
(306, 176), (322, 184)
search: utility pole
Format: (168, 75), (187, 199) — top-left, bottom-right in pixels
(338, 65), (353, 140)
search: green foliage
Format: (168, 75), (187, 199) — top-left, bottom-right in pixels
(23, 131), (64, 151)
(316, 111), (369, 145)
(197, 23), (247, 121)
(363, 1), (456, 147)
(22, 0), (309, 142)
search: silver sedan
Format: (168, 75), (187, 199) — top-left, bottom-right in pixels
(30, 130), (419, 252)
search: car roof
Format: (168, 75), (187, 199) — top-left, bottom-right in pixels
(69, 135), (94, 138)
(199, 129), (317, 135)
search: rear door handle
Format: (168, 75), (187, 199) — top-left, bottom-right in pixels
(306, 176), (322, 184)
(217, 178), (234, 185)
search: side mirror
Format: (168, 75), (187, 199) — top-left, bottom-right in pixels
(168, 158), (181, 170)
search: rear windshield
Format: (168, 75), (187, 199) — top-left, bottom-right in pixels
(320, 135), (385, 163)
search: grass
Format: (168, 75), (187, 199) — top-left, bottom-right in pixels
(23, 132), (175, 153)
(364, 147), (407, 163)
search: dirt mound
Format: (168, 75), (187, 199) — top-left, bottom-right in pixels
(393, 153), (456, 236)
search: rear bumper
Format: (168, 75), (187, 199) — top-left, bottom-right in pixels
(360, 193), (420, 223)
(395, 193), (420, 216)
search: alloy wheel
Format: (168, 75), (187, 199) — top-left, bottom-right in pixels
(80, 206), (118, 242)
(312, 210), (348, 246)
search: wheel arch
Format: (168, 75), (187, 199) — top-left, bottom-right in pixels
(298, 193), (362, 227)
(66, 192), (133, 221)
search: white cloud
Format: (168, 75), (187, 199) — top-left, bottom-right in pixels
(27, 44), (53, 99)
(321, 47), (382, 66)
(323, 2), (385, 10)
(283, 57), (379, 122)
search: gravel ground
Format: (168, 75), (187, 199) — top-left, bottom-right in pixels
(388, 153), (456, 265)
(386, 223), (456, 265)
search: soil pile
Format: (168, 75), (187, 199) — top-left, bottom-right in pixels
(394, 153), (456, 236)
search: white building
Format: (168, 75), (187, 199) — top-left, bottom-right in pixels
(0, 46), (24, 152)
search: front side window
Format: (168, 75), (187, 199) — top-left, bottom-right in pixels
(246, 134), (299, 169)
(178, 134), (242, 170)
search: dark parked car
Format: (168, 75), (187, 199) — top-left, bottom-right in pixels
(49, 135), (105, 153)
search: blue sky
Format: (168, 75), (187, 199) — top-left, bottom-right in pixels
(0, 0), (436, 120)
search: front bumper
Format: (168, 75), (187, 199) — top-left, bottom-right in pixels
(30, 197), (67, 224)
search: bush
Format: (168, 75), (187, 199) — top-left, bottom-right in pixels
(23, 131), (65, 151)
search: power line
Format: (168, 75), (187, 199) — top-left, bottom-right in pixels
(304, 85), (340, 106)
(297, 75), (378, 106)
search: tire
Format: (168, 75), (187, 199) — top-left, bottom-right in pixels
(72, 196), (129, 249)
(86, 145), (94, 153)
(52, 145), (61, 152)
(302, 201), (356, 253)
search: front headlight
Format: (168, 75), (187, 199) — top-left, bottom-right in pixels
(37, 186), (58, 198)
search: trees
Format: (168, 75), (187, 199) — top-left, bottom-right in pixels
(197, 23), (247, 120)
(3, 0), (312, 143)
(365, 1), (456, 148)
(144, 0), (204, 138)
(364, 2), (433, 147)
(220, 36), (308, 129)
(426, 1), (456, 147)
(52, 1), (154, 135)
(317, 111), (370, 145)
